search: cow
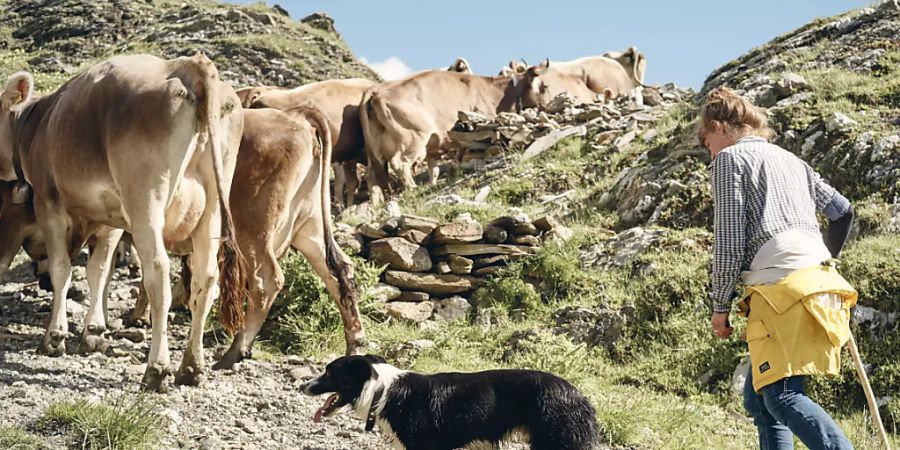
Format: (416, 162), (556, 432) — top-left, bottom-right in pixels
(0, 53), (246, 392)
(519, 59), (612, 110)
(235, 78), (376, 207)
(447, 57), (473, 74)
(359, 70), (528, 205)
(0, 107), (368, 367)
(499, 60), (527, 77)
(548, 46), (647, 97)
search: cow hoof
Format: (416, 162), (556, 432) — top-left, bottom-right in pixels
(174, 365), (204, 387)
(212, 348), (249, 371)
(140, 366), (171, 393)
(79, 334), (108, 354)
(38, 332), (67, 357)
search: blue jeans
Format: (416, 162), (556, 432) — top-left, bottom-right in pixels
(743, 365), (853, 450)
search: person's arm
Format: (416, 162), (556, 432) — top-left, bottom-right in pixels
(710, 152), (746, 314)
(810, 167), (854, 258)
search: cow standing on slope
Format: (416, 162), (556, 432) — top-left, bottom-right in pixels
(549, 46), (648, 98)
(0, 54), (246, 392)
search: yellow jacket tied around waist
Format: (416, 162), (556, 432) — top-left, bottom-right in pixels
(737, 263), (857, 392)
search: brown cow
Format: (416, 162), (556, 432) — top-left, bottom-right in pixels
(1, 108), (368, 366)
(235, 78), (376, 207)
(549, 46), (647, 97)
(519, 60), (612, 110)
(359, 71), (526, 205)
(0, 54), (246, 392)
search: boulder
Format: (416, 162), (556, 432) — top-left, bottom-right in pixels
(432, 244), (535, 257)
(447, 254), (474, 275)
(397, 229), (430, 246)
(483, 225), (508, 244)
(357, 223), (387, 239)
(509, 222), (539, 236)
(509, 235), (540, 247)
(368, 238), (432, 272)
(825, 112), (856, 134)
(532, 216), (561, 232)
(551, 306), (627, 348)
(333, 223), (364, 255)
(385, 301), (434, 324)
(434, 261), (452, 274)
(432, 219), (484, 245)
(775, 73), (809, 98)
(472, 254), (511, 269)
(434, 296), (472, 322)
(384, 271), (483, 295)
(368, 283), (401, 303)
(395, 291), (430, 303)
(490, 214), (531, 229)
(399, 215), (439, 233)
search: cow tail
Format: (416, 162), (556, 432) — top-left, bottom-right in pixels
(300, 107), (358, 312)
(194, 58), (248, 336)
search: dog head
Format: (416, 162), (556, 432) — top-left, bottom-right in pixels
(300, 355), (387, 422)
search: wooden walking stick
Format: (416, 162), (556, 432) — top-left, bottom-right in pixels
(848, 333), (892, 449)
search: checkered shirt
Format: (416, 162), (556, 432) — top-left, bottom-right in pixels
(709, 136), (838, 313)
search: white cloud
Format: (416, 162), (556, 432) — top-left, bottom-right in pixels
(361, 56), (413, 81)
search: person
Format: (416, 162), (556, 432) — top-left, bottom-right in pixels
(700, 86), (857, 450)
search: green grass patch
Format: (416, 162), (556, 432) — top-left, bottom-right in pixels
(40, 394), (163, 450)
(0, 425), (47, 450)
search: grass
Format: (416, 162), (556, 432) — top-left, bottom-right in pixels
(39, 394), (164, 450)
(0, 426), (47, 450)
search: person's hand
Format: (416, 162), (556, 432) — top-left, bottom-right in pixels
(712, 312), (732, 339)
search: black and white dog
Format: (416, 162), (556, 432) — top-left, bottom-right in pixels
(300, 355), (598, 450)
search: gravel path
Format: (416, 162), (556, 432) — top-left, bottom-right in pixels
(0, 253), (538, 449)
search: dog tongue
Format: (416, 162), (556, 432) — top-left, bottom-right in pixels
(313, 393), (339, 423)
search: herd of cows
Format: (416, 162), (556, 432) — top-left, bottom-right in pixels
(0, 46), (647, 392)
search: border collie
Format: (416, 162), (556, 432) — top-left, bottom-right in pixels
(300, 355), (598, 450)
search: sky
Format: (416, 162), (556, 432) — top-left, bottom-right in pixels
(238, 0), (876, 88)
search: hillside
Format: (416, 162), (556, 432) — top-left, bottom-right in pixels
(0, 0), (378, 92)
(0, 1), (898, 450)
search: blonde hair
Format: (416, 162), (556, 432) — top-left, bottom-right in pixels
(698, 87), (775, 143)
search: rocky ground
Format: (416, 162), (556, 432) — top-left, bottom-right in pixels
(0, 252), (540, 449)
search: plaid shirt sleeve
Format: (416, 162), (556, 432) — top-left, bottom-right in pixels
(710, 152), (746, 313)
(806, 162), (837, 213)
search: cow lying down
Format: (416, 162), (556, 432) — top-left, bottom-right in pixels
(301, 355), (599, 450)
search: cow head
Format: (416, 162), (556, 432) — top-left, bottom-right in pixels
(235, 86), (266, 109)
(0, 72), (35, 182)
(447, 57), (473, 74)
(602, 46), (647, 85)
(0, 180), (45, 284)
(518, 59), (553, 110)
(498, 59), (528, 77)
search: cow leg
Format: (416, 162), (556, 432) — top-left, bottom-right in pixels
(427, 158), (441, 185)
(366, 158), (390, 206)
(174, 210), (220, 386)
(38, 215), (75, 357)
(343, 162), (361, 207)
(130, 217), (173, 392)
(291, 228), (366, 356)
(333, 162), (347, 209)
(79, 227), (124, 354)
(214, 247), (281, 370)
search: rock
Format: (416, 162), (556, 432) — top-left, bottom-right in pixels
(552, 306), (627, 348)
(107, 318), (124, 331)
(333, 222), (364, 255)
(580, 227), (667, 268)
(522, 125), (587, 160)
(472, 254), (512, 269)
(801, 130), (824, 155)
(872, 135), (899, 162)
(458, 110), (489, 124)
(532, 216), (560, 232)
(384, 339), (435, 367)
(490, 214), (531, 229)
(385, 301), (435, 324)
(434, 296), (472, 322)
(236, 418), (260, 434)
(432, 244), (535, 257)
(447, 254), (474, 275)
(775, 73), (809, 97)
(546, 225), (574, 243)
(432, 220), (484, 245)
(509, 222), (539, 236)
(399, 215), (440, 233)
(483, 225), (509, 244)
(289, 366), (315, 381)
(397, 229), (430, 246)
(357, 223), (387, 240)
(426, 194), (483, 207)
(368, 283), (402, 302)
(509, 235), (540, 247)
(300, 12), (335, 33)
(368, 237), (432, 272)
(112, 328), (145, 343)
(434, 261), (452, 274)
(641, 87), (664, 106)
(395, 291), (430, 303)
(384, 271), (483, 295)
(613, 131), (637, 152)
(825, 112), (856, 133)
(380, 216), (401, 234)
(473, 266), (505, 276)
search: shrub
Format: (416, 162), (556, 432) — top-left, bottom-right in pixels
(40, 394), (162, 450)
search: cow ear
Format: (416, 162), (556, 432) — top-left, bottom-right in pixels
(3, 71), (34, 111)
